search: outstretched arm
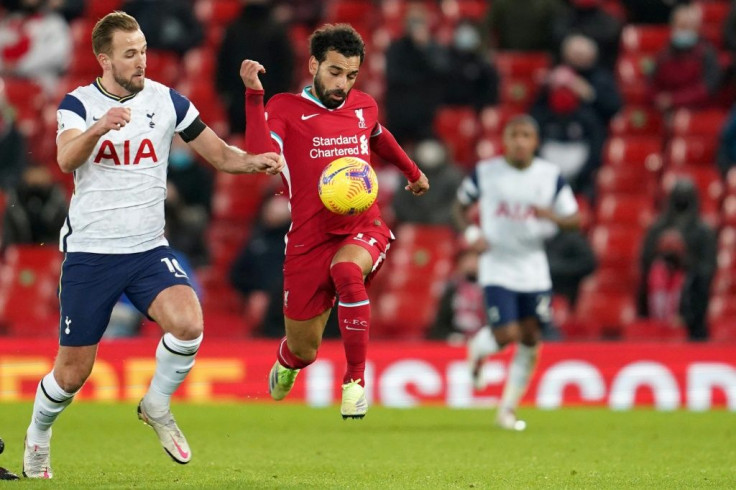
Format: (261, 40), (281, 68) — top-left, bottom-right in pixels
(241, 60), (281, 154)
(370, 126), (429, 195)
(186, 127), (282, 175)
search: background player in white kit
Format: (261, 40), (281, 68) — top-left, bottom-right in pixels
(22, 12), (282, 479)
(454, 115), (580, 431)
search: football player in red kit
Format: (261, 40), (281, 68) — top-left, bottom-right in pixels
(241, 24), (429, 419)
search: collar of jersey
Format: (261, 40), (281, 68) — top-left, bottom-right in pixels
(94, 77), (139, 103)
(301, 86), (345, 110)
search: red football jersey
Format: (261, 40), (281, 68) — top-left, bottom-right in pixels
(265, 87), (388, 255)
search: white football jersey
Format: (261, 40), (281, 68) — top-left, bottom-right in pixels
(56, 78), (200, 253)
(457, 156), (578, 292)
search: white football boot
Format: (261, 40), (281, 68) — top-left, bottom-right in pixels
(341, 379), (367, 419)
(496, 408), (527, 431)
(22, 435), (52, 479)
(268, 361), (300, 401)
(137, 399), (191, 464)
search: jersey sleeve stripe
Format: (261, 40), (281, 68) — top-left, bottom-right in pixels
(270, 131), (284, 151)
(554, 173), (566, 199)
(169, 88), (191, 127)
(58, 94), (86, 120)
(370, 123), (383, 138)
(457, 175), (480, 205)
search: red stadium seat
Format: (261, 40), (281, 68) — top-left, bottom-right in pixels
(665, 136), (718, 167)
(602, 136), (663, 171)
(609, 106), (664, 136)
(575, 290), (636, 338)
(0, 245), (62, 336)
(709, 318), (736, 342)
(720, 195), (736, 228)
(712, 268), (736, 295)
(596, 166), (658, 196)
(433, 106), (479, 166)
(622, 319), (687, 341)
(85, 0), (124, 20)
(696, 2), (731, 28)
(575, 193), (594, 231)
(494, 52), (550, 80)
(594, 194), (656, 228)
(671, 109), (728, 137)
(616, 53), (656, 104)
(475, 136), (503, 162)
(144, 50), (181, 87)
(479, 105), (523, 137)
(499, 77), (540, 110)
(590, 225), (643, 269)
(176, 79), (228, 135)
(183, 47), (216, 80)
(620, 25), (670, 54)
(195, 0), (242, 27)
(708, 293), (736, 326)
(579, 269), (638, 295)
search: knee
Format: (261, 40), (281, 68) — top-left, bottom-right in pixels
(494, 324), (520, 348)
(330, 262), (365, 299)
(53, 368), (88, 393)
(168, 316), (203, 341)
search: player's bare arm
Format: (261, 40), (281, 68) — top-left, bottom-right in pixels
(532, 206), (581, 231)
(405, 171), (430, 196)
(57, 107), (131, 173)
(186, 126), (282, 175)
(240, 59), (265, 91)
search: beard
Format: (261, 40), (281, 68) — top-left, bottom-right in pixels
(112, 65), (144, 95)
(313, 74), (347, 109)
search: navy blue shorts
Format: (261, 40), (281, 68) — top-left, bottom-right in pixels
(483, 285), (552, 329)
(58, 246), (192, 346)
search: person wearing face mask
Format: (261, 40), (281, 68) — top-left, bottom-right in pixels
(392, 138), (464, 226)
(530, 61), (606, 197)
(0, 0), (71, 95)
(385, 2), (450, 143)
(551, 0), (622, 71)
(648, 4), (721, 112)
(443, 20), (498, 111)
(638, 179), (717, 340)
(534, 35), (621, 128)
(1, 165), (67, 250)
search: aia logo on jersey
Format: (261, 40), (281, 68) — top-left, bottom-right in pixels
(94, 139), (158, 166)
(496, 201), (535, 221)
(355, 109), (366, 129)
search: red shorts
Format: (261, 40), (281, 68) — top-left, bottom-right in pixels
(283, 230), (394, 320)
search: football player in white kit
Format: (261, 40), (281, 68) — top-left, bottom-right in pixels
(455, 115), (580, 430)
(22, 12), (282, 478)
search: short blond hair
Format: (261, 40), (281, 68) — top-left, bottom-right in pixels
(92, 11), (140, 56)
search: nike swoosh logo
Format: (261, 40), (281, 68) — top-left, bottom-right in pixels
(301, 114), (319, 120)
(171, 436), (189, 459)
(92, 116), (100, 121)
(345, 326), (367, 331)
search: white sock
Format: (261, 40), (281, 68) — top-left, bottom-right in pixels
(469, 325), (500, 358)
(143, 333), (202, 417)
(500, 343), (540, 413)
(26, 372), (76, 446)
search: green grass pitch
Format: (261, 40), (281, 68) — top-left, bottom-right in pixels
(0, 402), (733, 488)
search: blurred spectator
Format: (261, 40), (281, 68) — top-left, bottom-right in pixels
(531, 70), (606, 196)
(165, 182), (209, 268)
(167, 137), (214, 216)
(229, 194), (290, 337)
(648, 4), (720, 112)
(429, 248), (486, 343)
(443, 20), (498, 111)
(638, 179), (717, 340)
(545, 229), (596, 306)
(46, 0), (84, 22)
(216, 0), (294, 134)
(122, 0), (203, 56)
(717, 103), (736, 177)
(2, 165), (66, 248)
(724, 1), (736, 54)
(0, 77), (29, 191)
(544, 34), (622, 126)
(484, 0), (564, 52)
(640, 228), (688, 334)
(273, 0), (324, 28)
(551, 0), (622, 70)
(621, 0), (690, 24)
(392, 139), (463, 226)
(385, 2), (450, 143)
(0, 0), (71, 94)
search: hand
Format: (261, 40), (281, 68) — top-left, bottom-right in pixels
(246, 152), (283, 175)
(240, 59), (266, 91)
(405, 171), (429, 196)
(93, 107), (131, 136)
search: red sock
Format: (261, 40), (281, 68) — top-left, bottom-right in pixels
(331, 262), (370, 386)
(276, 337), (312, 369)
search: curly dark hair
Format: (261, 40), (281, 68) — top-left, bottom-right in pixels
(309, 24), (365, 64)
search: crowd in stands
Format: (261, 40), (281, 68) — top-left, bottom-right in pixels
(0, 0), (735, 343)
